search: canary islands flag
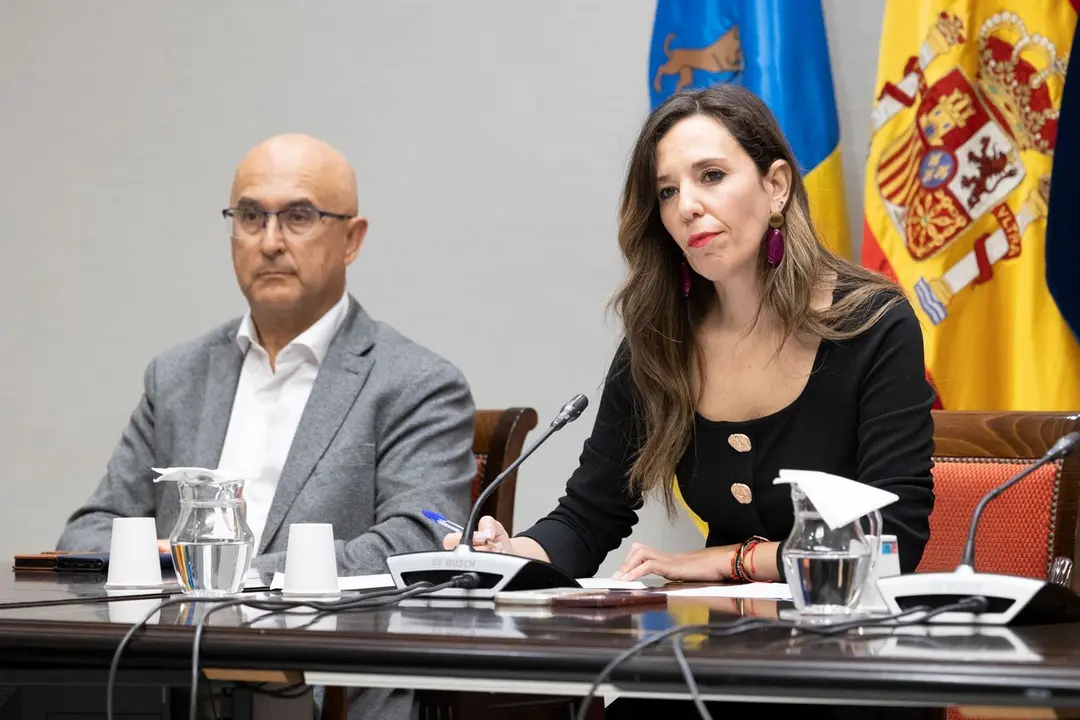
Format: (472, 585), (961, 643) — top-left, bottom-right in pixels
(649, 0), (851, 259)
(860, 0), (1080, 411)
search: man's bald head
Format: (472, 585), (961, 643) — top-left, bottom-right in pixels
(231, 133), (358, 215)
(228, 134), (367, 348)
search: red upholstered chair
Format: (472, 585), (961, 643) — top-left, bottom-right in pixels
(920, 411), (1080, 582)
(922, 411), (1080, 720)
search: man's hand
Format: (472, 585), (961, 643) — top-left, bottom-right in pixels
(612, 542), (739, 582)
(157, 540), (170, 553)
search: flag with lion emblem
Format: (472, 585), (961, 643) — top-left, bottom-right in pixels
(861, 0), (1080, 411)
(649, 0), (851, 259)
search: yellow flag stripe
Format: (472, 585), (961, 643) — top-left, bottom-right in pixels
(673, 477), (708, 538)
(863, 0), (1080, 411)
(804, 147), (851, 259)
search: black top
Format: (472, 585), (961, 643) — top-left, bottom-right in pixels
(519, 292), (936, 580)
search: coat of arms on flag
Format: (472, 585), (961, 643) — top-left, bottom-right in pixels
(862, 1), (1080, 412)
(870, 11), (1063, 326)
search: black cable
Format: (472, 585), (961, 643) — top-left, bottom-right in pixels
(571, 606), (924, 720)
(211, 578), (446, 638)
(671, 633), (714, 720)
(109, 580), (981, 720)
(187, 574), (479, 720)
(253, 578), (460, 632)
(107, 595), (213, 720)
(106, 573), (480, 720)
(571, 619), (752, 720)
(188, 597), (255, 720)
(670, 598), (988, 719)
(572, 596), (989, 720)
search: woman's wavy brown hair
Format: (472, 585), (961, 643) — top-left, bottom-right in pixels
(611, 84), (902, 516)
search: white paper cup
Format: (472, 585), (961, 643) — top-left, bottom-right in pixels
(281, 523), (340, 599)
(105, 517), (163, 589)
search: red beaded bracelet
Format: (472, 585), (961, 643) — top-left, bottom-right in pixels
(746, 541), (760, 580)
(734, 535), (768, 582)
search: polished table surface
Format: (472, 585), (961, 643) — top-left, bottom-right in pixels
(3, 570), (189, 607)
(2, 571), (1080, 710)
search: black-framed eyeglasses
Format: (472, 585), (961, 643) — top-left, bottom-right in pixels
(222, 204), (354, 240)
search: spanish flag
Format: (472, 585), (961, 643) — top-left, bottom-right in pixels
(649, 0), (851, 259)
(861, 1), (1080, 411)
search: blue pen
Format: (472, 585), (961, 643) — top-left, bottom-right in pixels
(423, 509), (464, 533)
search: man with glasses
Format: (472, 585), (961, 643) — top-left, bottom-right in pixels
(58, 132), (477, 589)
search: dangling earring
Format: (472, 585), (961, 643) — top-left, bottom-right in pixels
(765, 210), (785, 267)
(679, 258), (692, 297)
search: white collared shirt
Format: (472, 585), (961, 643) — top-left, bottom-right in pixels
(217, 292), (350, 553)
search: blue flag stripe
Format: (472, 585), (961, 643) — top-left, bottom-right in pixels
(649, 0), (840, 175)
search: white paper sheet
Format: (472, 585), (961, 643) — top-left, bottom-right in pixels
(263, 574), (649, 592)
(241, 568), (271, 590)
(269, 572), (396, 591)
(576, 578), (648, 590)
(664, 582), (793, 600)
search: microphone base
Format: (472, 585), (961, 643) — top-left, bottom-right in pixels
(876, 568), (1080, 625)
(386, 547), (581, 598)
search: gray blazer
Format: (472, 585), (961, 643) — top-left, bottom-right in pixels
(57, 296), (477, 578)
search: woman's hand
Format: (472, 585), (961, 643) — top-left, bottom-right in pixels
(613, 542), (738, 582)
(441, 515), (513, 553)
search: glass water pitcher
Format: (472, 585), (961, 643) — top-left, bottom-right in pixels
(160, 468), (255, 597)
(781, 483), (882, 615)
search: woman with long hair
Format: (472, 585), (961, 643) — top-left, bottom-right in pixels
(449, 83), (937, 587)
(447, 85), (935, 716)
(449, 82), (933, 579)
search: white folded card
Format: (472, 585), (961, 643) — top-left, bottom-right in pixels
(268, 573), (649, 592)
(151, 466), (256, 483)
(241, 568), (272, 590)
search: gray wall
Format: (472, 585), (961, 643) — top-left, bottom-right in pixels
(0, 0), (884, 578)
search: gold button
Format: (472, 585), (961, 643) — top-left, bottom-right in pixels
(730, 483), (753, 504)
(728, 433), (752, 452)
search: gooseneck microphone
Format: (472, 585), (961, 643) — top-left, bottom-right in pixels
(460, 393), (589, 549)
(386, 394), (589, 598)
(876, 430), (1080, 625)
(960, 432), (1080, 571)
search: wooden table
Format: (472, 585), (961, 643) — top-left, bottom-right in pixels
(1, 572), (1080, 718)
